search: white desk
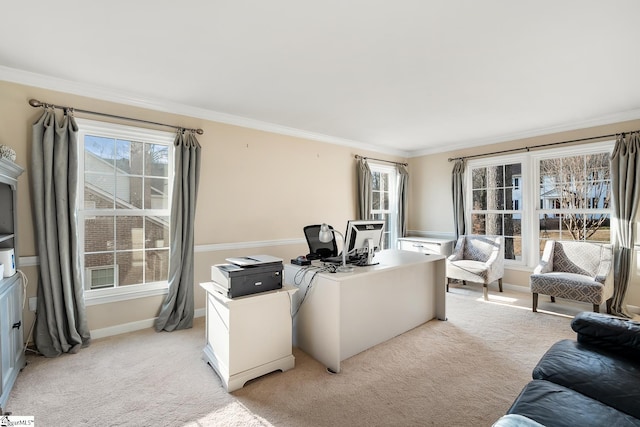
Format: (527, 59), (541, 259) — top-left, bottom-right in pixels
(284, 249), (446, 373)
(200, 282), (297, 392)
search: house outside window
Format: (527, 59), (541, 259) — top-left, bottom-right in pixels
(77, 119), (174, 304)
(369, 163), (398, 250)
(466, 141), (613, 267)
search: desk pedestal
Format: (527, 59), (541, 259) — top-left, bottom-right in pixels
(200, 282), (297, 392)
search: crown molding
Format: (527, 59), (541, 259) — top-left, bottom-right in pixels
(5, 65), (638, 160)
(0, 65), (409, 158)
(407, 108), (640, 158)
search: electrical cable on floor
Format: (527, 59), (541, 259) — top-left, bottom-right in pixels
(24, 311), (40, 355)
(14, 269), (40, 356)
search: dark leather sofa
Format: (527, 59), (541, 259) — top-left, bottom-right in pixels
(494, 311), (640, 427)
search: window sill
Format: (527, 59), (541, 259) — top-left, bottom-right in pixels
(84, 284), (169, 306)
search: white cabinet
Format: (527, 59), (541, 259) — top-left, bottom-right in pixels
(398, 237), (455, 256)
(200, 283), (297, 392)
(0, 158), (25, 411)
(0, 275), (24, 409)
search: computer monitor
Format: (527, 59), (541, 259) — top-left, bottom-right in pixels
(344, 220), (385, 257)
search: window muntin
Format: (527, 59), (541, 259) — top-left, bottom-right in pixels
(78, 119), (173, 299)
(469, 162), (523, 261)
(370, 163), (398, 249)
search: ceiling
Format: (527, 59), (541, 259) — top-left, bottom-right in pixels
(2, 1), (640, 157)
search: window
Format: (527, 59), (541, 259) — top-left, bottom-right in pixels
(469, 161), (523, 261)
(369, 163), (398, 249)
(536, 150), (611, 254)
(77, 119), (174, 303)
(466, 141), (613, 267)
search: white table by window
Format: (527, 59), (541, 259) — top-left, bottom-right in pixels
(199, 282), (297, 392)
(284, 249), (446, 373)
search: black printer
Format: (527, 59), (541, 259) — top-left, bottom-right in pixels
(210, 255), (283, 298)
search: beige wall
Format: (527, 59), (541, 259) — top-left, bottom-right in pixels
(408, 121), (640, 309)
(0, 80), (405, 336)
(3, 78), (639, 339)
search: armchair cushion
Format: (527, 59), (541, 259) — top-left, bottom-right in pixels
(529, 272), (609, 304)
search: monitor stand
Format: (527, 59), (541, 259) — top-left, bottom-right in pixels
(363, 238), (375, 265)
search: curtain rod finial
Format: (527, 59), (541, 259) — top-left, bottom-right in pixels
(29, 99), (42, 108)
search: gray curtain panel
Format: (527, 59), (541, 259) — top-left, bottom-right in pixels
(610, 132), (640, 318)
(357, 158), (372, 220)
(155, 131), (201, 332)
(451, 159), (466, 239)
(31, 109), (90, 357)
(396, 163), (409, 238)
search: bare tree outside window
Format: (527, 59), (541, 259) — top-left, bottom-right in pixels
(538, 153), (611, 252)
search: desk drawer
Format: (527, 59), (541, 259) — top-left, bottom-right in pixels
(399, 240), (442, 255)
(398, 237), (453, 256)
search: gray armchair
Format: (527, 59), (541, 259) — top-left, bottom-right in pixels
(446, 235), (504, 300)
(529, 240), (614, 313)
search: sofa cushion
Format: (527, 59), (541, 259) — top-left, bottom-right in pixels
(507, 380), (640, 427)
(571, 311), (640, 353)
(532, 339), (640, 419)
(492, 414), (544, 427)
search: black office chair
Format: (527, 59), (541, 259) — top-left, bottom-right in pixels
(303, 224), (338, 260)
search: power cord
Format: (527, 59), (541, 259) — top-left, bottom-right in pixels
(16, 269), (28, 310)
(291, 264), (332, 317)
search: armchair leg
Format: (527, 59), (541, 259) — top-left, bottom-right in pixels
(462, 280), (467, 286)
(550, 296), (555, 303)
(593, 304), (600, 313)
(606, 298), (612, 314)
(498, 278), (503, 292)
(483, 284), (488, 301)
(532, 293), (538, 312)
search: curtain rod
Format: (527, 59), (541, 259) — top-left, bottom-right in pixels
(447, 131), (638, 162)
(355, 154), (408, 166)
(28, 98), (204, 135)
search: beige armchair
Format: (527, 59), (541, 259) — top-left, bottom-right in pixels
(446, 235), (504, 300)
(530, 240), (613, 313)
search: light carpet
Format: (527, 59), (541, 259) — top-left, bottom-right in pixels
(6, 284), (584, 426)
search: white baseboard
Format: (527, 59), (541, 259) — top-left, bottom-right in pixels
(90, 307), (206, 340)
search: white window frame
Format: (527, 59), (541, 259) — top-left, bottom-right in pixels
(530, 141), (614, 263)
(466, 140), (614, 269)
(369, 162), (399, 249)
(77, 119), (174, 305)
(466, 154), (529, 267)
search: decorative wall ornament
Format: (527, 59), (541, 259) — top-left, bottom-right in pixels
(0, 145), (16, 161)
